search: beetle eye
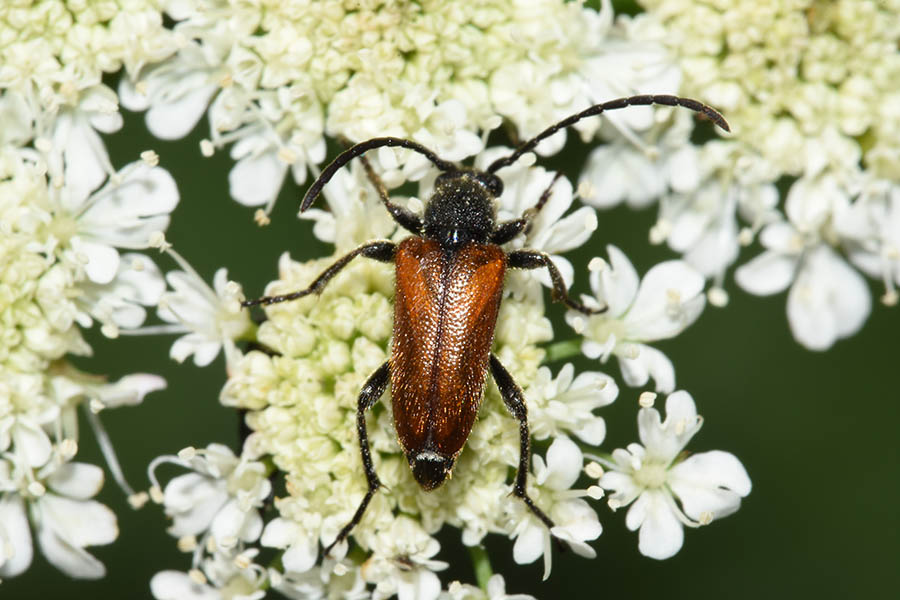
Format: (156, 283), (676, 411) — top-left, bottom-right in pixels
(477, 173), (503, 197)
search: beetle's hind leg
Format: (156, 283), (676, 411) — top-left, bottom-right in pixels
(242, 240), (395, 307)
(488, 354), (555, 531)
(323, 361), (390, 556)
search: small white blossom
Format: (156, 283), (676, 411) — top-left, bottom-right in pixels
(362, 517), (448, 600)
(596, 391), (751, 559)
(148, 444), (271, 550)
(510, 439), (600, 580)
(0, 459), (117, 579)
(525, 364), (618, 445)
(568, 246), (706, 392)
(440, 574), (536, 600)
(156, 253), (252, 367)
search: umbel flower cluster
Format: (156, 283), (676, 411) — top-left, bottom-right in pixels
(0, 0), (895, 598)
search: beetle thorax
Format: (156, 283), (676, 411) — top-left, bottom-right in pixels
(423, 172), (497, 249)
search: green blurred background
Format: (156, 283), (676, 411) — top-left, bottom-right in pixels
(6, 97), (900, 599)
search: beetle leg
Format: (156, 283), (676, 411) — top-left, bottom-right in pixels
(488, 354), (555, 531)
(507, 249), (607, 315)
(490, 172), (564, 245)
(358, 154), (424, 235)
(242, 240), (395, 307)
(323, 361), (390, 556)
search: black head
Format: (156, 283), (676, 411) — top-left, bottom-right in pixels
(423, 170), (501, 249)
(409, 450), (455, 490)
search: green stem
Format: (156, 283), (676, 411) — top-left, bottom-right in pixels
(542, 337), (584, 363)
(468, 545), (493, 592)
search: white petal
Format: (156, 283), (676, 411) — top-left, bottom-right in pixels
(39, 495), (118, 547)
(735, 251), (798, 296)
(210, 498), (261, 544)
(12, 420), (52, 468)
(625, 260), (705, 341)
(542, 438), (582, 491)
(46, 462), (104, 499)
(79, 164), (179, 249)
(151, 570), (220, 600)
(787, 246), (871, 350)
(512, 522), (544, 564)
(229, 148), (287, 207)
(669, 451), (751, 520)
(593, 245), (639, 317)
(0, 494), (33, 577)
(97, 373), (167, 408)
(637, 391), (701, 460)
(636, 491), (684, 559)
(164, 473), (228, 536)
(398, 569), (441, 600)
(70, 236), (121, 284)
(617, 344), (676, 393)
(146, 82), (217, 140)
(281, 535), (318, 574)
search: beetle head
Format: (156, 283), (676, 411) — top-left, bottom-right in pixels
(424, 170), (501, 248)
(409, 450), (455, 490)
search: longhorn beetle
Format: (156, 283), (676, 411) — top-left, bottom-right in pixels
(243, 95), (729, 554)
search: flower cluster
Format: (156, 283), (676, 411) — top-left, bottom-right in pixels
(622, 0), (900, 349)
(0, 1), (181, 579)
(120, 0), (683, 216)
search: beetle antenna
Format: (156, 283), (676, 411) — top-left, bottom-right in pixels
(301, 137), (457, 212)
(487, 94), (730, 174)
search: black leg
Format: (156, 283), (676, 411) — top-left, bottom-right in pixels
(488, 354), (555, 531)
(491, 172), (564, 245)
(507, 250), (606, 315)
(358, 154), (423, 235)
(242, 240), (395, 307)
(323, 361), (390, 556)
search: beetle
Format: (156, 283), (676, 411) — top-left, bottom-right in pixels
(242, 94), (729, 554)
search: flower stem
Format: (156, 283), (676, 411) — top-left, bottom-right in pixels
(542, 338), (584, 363)
(468, 545), (493, 592)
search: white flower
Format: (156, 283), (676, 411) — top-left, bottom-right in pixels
(567, 245), (706, 392)
(735, 221), (871, 350)
(61, 161), (180, 284)
(597, 391), (751, 560)
(525, 363), (618, 445)
(362, 517), (448, 600)
(580, 110), (699, 210)
(510, 438), (600, 580)
(0, 459), (117, 579)
(156, 252), (252, 367)
(148, 444), (271, 550)
(441, 574), (536, 600)
(150, 547), (267, 600)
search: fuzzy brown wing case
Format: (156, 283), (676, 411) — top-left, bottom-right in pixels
(390, 237), (507, 459)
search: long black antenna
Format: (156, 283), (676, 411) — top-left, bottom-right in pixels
(300, 137), (457, 212)
(487, 94), (730, 174)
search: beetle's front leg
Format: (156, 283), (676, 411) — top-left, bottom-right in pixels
(323, 361), (390, 556)
(507, 249), (606, 315)
(242, 240), (395, 307)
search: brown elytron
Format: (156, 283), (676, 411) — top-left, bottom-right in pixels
(240, 94), (730, 556)
(391, 238), (506, 488)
